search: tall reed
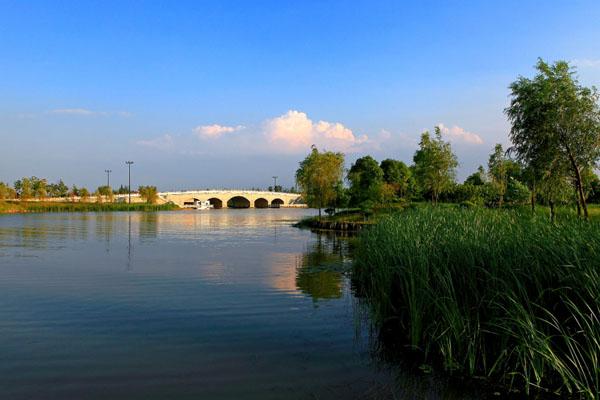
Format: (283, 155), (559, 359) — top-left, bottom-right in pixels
(353, 207), (599, 398)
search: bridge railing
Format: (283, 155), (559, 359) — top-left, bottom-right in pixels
(158, 190), (299, 196)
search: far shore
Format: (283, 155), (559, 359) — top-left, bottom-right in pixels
(0, 200), (179, 214)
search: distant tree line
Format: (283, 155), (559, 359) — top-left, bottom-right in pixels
(295, 59), (600, 220)
(0, 178), (160, 204)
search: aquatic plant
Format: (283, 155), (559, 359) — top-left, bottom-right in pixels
(353, 207), (600, 398)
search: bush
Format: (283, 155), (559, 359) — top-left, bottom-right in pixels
(505, 178), (530, 205)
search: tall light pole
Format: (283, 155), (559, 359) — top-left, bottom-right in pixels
(125, 161), (134, 203)
(105, 169), (112, 188)
(272, 176), (278, 192)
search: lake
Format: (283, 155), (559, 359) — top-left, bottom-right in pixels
(0, 209), (479, 399)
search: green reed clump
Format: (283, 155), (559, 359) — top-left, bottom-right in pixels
(353, 207), (600, 398)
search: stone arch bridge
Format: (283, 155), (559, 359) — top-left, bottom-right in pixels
(150, 190), (304, 209)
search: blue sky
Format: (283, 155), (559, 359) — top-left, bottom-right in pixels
(1, 0), (599, 191)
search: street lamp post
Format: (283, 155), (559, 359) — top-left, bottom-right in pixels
(105, 169), (112, 188)
(272, 176), (278, 192)
(125, 161), (134, 203)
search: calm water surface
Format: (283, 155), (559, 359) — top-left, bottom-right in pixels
(0, 209), (478, 399)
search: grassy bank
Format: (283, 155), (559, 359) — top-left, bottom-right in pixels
(0, 201), (179, 213)
(353, 207), (599, 398)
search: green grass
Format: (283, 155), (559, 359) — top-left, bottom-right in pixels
(0, 201), (179, 213)
(353, 207), (600, 398)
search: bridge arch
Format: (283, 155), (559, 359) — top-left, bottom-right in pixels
(254, 198), (269, 208)
(271, 198), (285, 208)
(208, 197), (223, 209)
(227, 196), (250, 209)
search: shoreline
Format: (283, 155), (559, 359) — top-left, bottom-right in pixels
(0, 201), (179, 214)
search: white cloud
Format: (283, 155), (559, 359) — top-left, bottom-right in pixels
(437, 123), (483, 145)
(51, 108), (97, 115)
(194, 124), (244, 139)
(49, 108), (131, 117)
(136, 134), (174, 150)
(572, 58), (600, 69)
(265, 110), (368, 153)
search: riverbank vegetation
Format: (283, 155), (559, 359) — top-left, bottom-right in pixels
(296, 59), (600, 398)
(0, 201), (178, 214)
(0, 177), (168, 212)
(295, 59), (600, 225)
(0, 177), (162, 203)
(353, 207), (599, 398)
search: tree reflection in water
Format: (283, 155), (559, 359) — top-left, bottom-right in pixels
(295, 231), (353, 302)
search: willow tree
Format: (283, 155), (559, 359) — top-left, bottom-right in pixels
(413, 127), (458, 204)
(506, 59), (600, 218)
(295, 146), (344, 219)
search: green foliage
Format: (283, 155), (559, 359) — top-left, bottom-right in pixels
(47, 179), (69, 197)
(583, 169), (600, 203)
(504, 178), (530, 205)
(0, 182), (17, 199)
(380, 158), (413, 198)
(413, 127), (458, 204)
(506, 59), (600, 218)
(442, 183), (485, 205)
(464, 165), (486, 186)
(347, 155), (384, 207)
(97, 185), (113, 196)
(488, 144), (509, 206)
(354, 207), (600, 397)
(79, 187), (90, 200)
(138, 185), (158, 204)
(296, 146), (345, 218)
(14, 177), (33, 199)
(115, 185), (129, 195)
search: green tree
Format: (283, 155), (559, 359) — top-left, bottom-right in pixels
(138, 185), (158, 204)
(295, 146), (345, 219)
(413, 127), (458, 204)
(506, 59), (600, 218)
(93, 189), (104, 203)
(47, 180), (69, 197)
(586, 171), (600, 203)
(69, 185), (80, 200)
(79, 187), (90, 202)
(538, 160), (572, 221)
(380, 158), (412, 198)
(0, 182), (17, 199)
(116, 185), (129, 195)
(97, 185), (114, 202)
(488, 144), (508, 207)
(14, 177), (33, 200)
(464, 165), (486, 186)
(347, 156), (384, 207)
(31, 177), (47, 199)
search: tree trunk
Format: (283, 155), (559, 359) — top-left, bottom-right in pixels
(530, 181), (536, 213)
(549, 200), (555, 222)
(566, 146), (589, 219)
(318, 202), (322, 220)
